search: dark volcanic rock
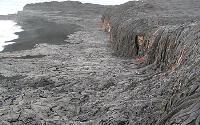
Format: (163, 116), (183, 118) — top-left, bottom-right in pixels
(102, 0), (200, 124)
(102, 0), (200, 58)
(2, 1), (109, 52)
(1, 0), (200, 125)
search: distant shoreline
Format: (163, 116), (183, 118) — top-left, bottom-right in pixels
(0, 14), (17, 20)
(2, 17), (82, 52)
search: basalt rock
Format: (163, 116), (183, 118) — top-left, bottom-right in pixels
(102, 0), (200, 58)
(102, 0), (200, 124)
(1, 0), (200, 125)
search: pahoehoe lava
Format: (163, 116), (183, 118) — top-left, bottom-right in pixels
(0, 0), (200, 125)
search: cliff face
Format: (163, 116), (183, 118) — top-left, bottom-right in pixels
(102, 0), (200, 124)
(102, 1), (200, 58)
(0, 1), (200, 125)
(22, 1), (107, 17)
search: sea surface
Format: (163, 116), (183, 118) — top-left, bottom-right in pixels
(0, 20), (23, 52)
(0, 0), (132, 52)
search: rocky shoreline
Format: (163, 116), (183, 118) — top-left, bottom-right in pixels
(0, 1), (200, 125)
(0, 14), (16, 20)
(3, 17), (81, 52)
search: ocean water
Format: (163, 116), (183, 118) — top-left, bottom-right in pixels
(0, 0), (132, 52)
(0, 20), (23, 52)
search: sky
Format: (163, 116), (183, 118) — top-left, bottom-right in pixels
(0, 0), (133, 15)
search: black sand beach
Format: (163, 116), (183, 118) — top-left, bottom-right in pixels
(2, 17), (81, 52)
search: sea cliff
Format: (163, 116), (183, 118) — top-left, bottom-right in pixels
(102, 0), (200, 124)
(0, 1), (199, 125)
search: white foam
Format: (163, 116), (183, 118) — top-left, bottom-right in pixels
(0, 20), (23, 52)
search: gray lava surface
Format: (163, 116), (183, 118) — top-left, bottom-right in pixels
(1, 1), (200, 125)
